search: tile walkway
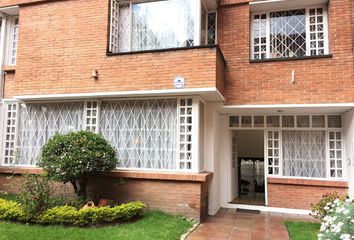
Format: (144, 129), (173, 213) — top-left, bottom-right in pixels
(187, 208), (316, 240)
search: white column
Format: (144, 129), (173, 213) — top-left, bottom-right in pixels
(344, 109), (354, 197)
(205, 101), (224, 215)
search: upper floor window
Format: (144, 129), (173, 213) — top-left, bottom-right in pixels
(109, 0), (217, 53)
(9, 17), (19, 65)
(0, 15), (19, 66)
(251, 6), (329, 60)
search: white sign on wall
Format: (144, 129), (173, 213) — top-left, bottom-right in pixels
(173, 76), (185, 89)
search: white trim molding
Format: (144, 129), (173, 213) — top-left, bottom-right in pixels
(13, 87), (225, 102)
(221, 103), (354, 115)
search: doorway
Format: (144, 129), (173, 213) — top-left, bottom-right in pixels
(230, 130), (265, 206)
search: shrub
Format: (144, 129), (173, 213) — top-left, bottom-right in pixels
(0, 198), (146, 226)
(37, 206), (79, 225)
(0, 198), (27, 222)
(49, 196), (87, 210)
(318, 198), (354, 240)
(18, 175), (52, 217)
(39, 131), (118, 198)
(38, 201), (146, 226)
(311, 192), (344, 220)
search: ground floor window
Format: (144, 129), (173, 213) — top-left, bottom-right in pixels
(282, 130), (326, 178)
(230, 115), (344, 180)
(2, 98), (204, 172)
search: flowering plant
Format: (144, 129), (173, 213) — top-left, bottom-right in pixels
(317, 198), (354, 240)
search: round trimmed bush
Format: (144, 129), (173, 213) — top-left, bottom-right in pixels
(39, 131), (118, 198)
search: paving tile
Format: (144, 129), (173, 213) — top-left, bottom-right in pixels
(187, 208), (314, 240)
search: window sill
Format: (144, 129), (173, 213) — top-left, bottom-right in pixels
(0, 166), (213, 183)
(2, 65), (16, 72)
(249, 54), (333, 64)
(107, 44), (219, 56)
(267, 177), (347, 188)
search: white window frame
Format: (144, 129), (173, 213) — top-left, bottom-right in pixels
(4, 16), (19, 66)
(2, 97), (203, 173)
(109, 0), (210, 53)
(229, 114), (345, 180)
(250, 5), (329, 60)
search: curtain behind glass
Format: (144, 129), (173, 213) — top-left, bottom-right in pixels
(118, 0), (198, 52)
(99, 99), (178, 170)
(18, 102), (84, 166)
(282, 130), (326, 178)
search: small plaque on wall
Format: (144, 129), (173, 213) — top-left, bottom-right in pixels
(173, 76), (185, 89)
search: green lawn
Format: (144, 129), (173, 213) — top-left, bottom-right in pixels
(0, 210), (193, 240)
(285, 221), (321, 240)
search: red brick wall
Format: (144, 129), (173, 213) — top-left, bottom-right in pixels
(0, 169), (211, 221)
(267, 178), (348, 209)
(218, 0), (354, 105)
(88, 176), (209, 221)
(3, 0), (223, 98)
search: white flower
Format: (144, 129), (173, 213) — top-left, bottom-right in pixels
(340, 234), (351, 240)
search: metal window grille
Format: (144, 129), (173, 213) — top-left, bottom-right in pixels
(266, 130), (280, 175)
(117, 4), (131, 53)
(270, 9), (306, 58)
(252, 6), (328, 60)
(17, 102), (84, 165)
(84, 101), (99, 133)
(10, 17), (19, 65)
(308, 8), (326, 56)
(206, 12), (216, 45)
(111, 0), (199, 53)
(3, 103), (18, 165)
(282, 130), (326, 178)
(99, 99), (178, 170)
(329, 131), (343, 178)
(178, 98), (193, 170)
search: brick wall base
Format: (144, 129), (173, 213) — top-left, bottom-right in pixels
(267, 177), (348, 209)
(87, 176), (209, 221)
(0, 169), (212, 222)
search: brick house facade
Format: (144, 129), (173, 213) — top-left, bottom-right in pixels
(0, 0), (353, 220)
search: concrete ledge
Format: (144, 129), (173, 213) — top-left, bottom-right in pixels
(267, 177), (348, 188)
(0, 167), (213, 182)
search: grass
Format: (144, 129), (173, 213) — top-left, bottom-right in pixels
(0, 193), (17, 202)
(285, 221), (321, 240)
(0, 210), (194, 240)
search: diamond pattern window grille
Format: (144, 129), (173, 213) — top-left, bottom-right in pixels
(178, 98), (193, 170)
(266, 130), (280, 175)
(84, 101), (99, 133)
(282, 130), (326, 178)
(207, 12), (216, 45)
(270, 9), (306, 58)
(112, 0), (199, 53)
(252, 6), (328, 60)
(3, 103), (18, 165)
(17, 102), (84, 166)
(99, 99), (178, 170)
(308, 8), (325, 56)
(329, 131), (343, 178)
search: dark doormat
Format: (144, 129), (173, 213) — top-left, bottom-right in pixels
(236, 208), (261, 214)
